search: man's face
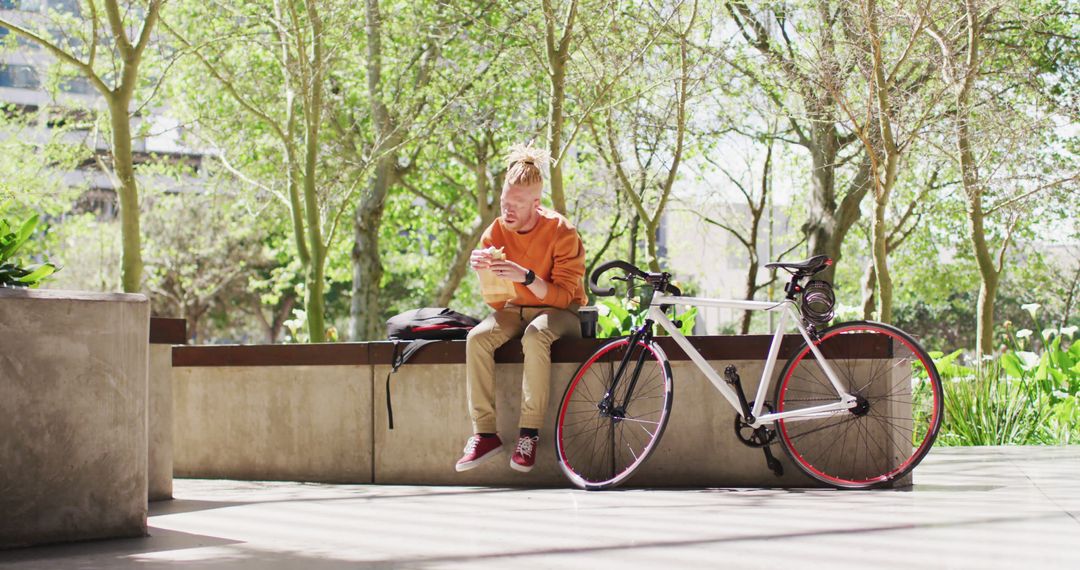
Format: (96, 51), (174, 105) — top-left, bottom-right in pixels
(500, 184), (541, 232)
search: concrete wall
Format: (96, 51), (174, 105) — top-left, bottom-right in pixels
(148, 343), (173, 501)
(173, 365), (373, 482)
(0, 289), (150, 549)
(173, 337), (915, 488)
(373, 358), (818, 487)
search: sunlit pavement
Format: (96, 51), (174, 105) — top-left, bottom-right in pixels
(2, 446), (1078, 569)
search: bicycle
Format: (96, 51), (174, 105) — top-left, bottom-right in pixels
(554, 255), (944, 490)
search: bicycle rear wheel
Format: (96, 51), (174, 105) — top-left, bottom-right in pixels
(555, 338), (673, 490)
(773, 321), (943, 489)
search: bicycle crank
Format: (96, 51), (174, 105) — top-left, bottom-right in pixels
(733, 401), (776, 448)
(733, 401), (784, 478)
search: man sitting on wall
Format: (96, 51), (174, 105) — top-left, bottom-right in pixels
(455, 143), (587, 473)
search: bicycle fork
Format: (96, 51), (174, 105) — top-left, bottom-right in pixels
(599, 323), (654, 420)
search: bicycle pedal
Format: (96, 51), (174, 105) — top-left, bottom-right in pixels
(762, 445), (784, 477)
(723, 365), (740, 385)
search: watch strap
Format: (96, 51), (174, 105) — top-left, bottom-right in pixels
(523, 269), (536, 286)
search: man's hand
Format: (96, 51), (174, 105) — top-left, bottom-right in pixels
(470, 249), (494, 271)
(489, 260), (529, 283)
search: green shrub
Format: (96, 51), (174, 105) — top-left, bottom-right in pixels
(926, 322), (1080, 446)
(596, 296), (697, 338)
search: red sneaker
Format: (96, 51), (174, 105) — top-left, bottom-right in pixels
(510, 435), (540, 473)
(455, 435), (503, 472)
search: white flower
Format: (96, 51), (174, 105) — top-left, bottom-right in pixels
(1017, 351), (1040, 368)
(1042, 328), (1058, 341)
(1061, 326), (1078, 338)
(1016, 329), (1033, 339)
(1021, 303), (1041, 319)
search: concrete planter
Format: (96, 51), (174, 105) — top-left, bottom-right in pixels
(0, 288), (150, 549)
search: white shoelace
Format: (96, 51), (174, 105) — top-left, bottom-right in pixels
(516, 436), (537, 457)
(463, 437), (481, 454)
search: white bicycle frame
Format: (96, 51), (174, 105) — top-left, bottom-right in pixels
(648, 294), (859, 428)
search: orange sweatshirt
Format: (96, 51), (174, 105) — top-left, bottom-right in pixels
(481, 207), (587, 310)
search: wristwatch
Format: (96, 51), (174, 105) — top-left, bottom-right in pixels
(522, 269), (536, 286)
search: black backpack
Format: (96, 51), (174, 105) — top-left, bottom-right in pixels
(384, 308), (480, 429)
(386, 307), (480, 340)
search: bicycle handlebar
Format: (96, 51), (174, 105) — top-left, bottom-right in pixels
(590, 260), (682, 297)
(590, 260), (645, 296)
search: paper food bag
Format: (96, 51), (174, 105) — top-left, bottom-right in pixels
(477, 246), (517, 304)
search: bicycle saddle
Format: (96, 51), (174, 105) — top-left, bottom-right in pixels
(765, 255), (833, 274)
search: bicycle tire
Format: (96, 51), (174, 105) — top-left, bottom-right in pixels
(773, 321), (943, 489)
(555, 338), (673, 490)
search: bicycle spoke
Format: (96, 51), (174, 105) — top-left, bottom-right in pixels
(557, 339), (672, 489)
(775, 322), (943, 488)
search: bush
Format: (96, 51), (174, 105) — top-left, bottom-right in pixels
(927, 325), (1080, 446)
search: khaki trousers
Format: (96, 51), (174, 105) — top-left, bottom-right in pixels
(466, 304), (582, 433)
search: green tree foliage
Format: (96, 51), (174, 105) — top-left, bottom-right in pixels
(4, 0), (1072, 357)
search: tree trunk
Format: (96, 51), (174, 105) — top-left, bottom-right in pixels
(804, 119), (847, 284)
(351, 155), (391, 341)
(543, 0), (576, 215)
(548, 55), (567, 214)
(740, 134), (771, 334)
(108, 96), (143, 293)
(805, 123), (839, 260)
(301, 4), (327, 342)
(955, 0), (997, 356)
(861, 258), (876, 320)
(433, 152), (499, 306)
(740, 259), (759, 334)
(306, 258), (327, 342)
(350, 0), (394, 341)
(435, 224), (487, 307)
(968, 191), (1000, 355)
(645, 221), (661, 273)
(871, 196), (893, 323)
(976, 266), (1000, 355)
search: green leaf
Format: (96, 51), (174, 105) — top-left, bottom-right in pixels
(1035, 351), (1051, 382)
(14, 214), (38, 247)
(16, 263), (56, 286)
(0, 214), (37, 261)
(1000, 352), (1026, 378)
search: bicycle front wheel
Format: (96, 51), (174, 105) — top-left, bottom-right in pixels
(555, 338), (673, 490)
(773, 321), (943, 489)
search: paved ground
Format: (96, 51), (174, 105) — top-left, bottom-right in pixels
(2, 446), (1078, 569)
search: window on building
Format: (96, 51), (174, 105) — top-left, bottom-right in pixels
(17, 35), (41, 50)
(60, 76), (92, 94)
(0, 64), (41, 89)
(48, 0), (79, 15)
